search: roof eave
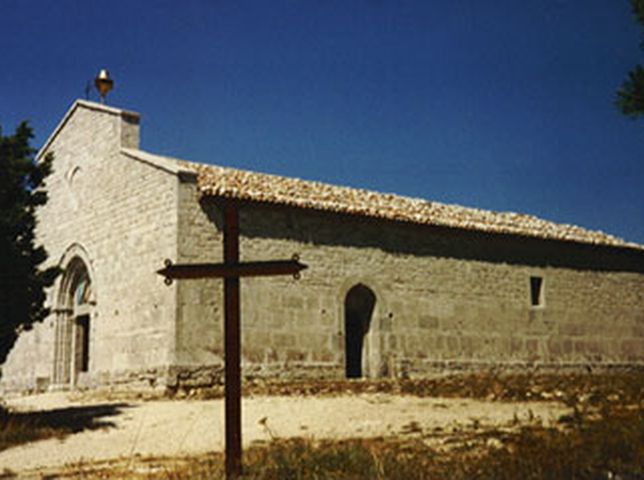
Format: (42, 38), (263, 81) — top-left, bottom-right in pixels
(121, 148), (197, 178)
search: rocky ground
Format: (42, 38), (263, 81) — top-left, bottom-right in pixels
(1, 372), (641, 478)
(0, 389), (569, 477)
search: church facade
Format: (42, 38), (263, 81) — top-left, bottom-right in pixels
(1, 100), (643, 393)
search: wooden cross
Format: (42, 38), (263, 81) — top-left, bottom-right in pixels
(157, 199), (307, 480)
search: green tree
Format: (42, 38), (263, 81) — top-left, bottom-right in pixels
(0, 122), (58, 365)
(616, 0), (644, 117)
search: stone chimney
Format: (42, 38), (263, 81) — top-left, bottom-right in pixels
(120, 110), (140, 150)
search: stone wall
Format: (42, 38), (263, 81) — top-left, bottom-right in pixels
(174, 177), (223, 371)
(0, 101), (180, 393)
(2, 99), (642, 394)
(176, 198), (644, 384)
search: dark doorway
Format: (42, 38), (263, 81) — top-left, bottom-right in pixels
(344, 284), (376, 378)
(75, 315), (90, 373)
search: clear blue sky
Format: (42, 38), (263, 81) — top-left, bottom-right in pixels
(2, 1), (643, 243)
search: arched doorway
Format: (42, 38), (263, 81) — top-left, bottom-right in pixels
(53, 256), (94, 386)
(344, 284), (376, 378)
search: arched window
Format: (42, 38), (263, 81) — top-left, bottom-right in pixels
(74, 276), (92, 307)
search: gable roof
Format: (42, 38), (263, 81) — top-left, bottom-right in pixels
(122, 148), (643, 252)
(38, 100), (140, 160)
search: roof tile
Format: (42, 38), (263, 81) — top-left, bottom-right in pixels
(125, 149), (643, 251)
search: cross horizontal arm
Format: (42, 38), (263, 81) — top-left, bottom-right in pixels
(157, 257), (307, 282)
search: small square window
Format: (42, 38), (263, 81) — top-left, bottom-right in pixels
(530, 276), (544, 307)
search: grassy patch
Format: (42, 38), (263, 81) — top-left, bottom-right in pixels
(467, 405), (643, 480)
(55, 400), (643, 479)
(177, 371), (644, 406)
(4, 372), (643, 479)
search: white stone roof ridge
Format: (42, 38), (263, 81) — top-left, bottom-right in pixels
(130, 148), (644, 252)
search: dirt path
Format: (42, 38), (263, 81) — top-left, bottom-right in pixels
(0, 392), (569, 475)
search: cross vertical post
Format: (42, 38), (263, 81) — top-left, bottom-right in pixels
(157, 200), (307, 480)
(223, 200), (242, 479)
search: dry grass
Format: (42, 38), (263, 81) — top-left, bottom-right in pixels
(248, 404), (643, 479)
(2, 371), (643, 479)
(174, 370), (644, 406)
(48, 403), (643, 479)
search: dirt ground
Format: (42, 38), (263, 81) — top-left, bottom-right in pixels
(0, 390), (570, 477)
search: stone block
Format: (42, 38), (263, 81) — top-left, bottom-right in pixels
(560, 323), (585, 337)
(273, 333), (297, 348)
(418, 316), (439, 329)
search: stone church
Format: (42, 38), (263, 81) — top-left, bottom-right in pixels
(1, 100), (643, 393)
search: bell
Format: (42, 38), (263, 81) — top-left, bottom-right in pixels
(94, 69), (114, 103)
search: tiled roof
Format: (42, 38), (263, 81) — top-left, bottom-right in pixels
(124, 148), (643, 251)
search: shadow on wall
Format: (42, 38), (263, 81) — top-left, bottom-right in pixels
(0, 402), (131, 452)
(200, 198), (644, 274)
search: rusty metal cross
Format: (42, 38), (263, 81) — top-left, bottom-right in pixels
(157, 199), (307, 479)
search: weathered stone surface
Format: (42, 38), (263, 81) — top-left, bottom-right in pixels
(1, 101), (179, 393)
(1, 100), (643, 394)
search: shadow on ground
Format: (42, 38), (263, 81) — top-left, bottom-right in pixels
(0, 402), (132, 452)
